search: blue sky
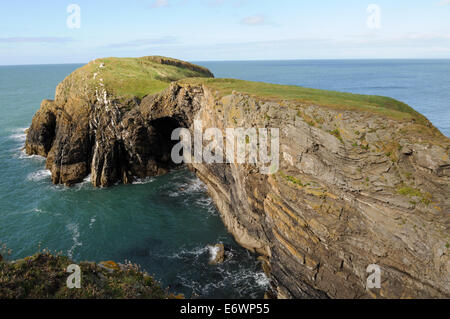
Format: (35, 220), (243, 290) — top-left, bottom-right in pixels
(0, 0), (449, 65)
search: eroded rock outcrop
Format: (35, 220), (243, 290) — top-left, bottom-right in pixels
(26, 57), (450, 299)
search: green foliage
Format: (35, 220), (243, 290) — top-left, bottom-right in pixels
(398, 186), (422, 198)
(182, 78), (430, 125)
(280, 172), (304, 187)
(329, 129), (343, 143)
(0, 253), (170, 299)
(397, 186), (432, 205)
(70, 56), (213, 100)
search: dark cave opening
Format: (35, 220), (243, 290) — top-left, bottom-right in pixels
(149, 116), (185, 169)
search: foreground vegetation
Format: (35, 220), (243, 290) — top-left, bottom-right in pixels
(0, 252), (176, 299)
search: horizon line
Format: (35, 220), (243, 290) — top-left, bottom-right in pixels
(1, 57), (450, 67)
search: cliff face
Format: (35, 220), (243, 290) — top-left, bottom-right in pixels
(26, 57), (450, 299)
(25, 56), (213, 186)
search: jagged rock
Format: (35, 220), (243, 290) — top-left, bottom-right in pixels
(26, 56), (450, 299)
(209, 244), (225, 265)
(25, 99), (57, 157)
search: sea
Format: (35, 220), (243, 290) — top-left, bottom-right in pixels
(0, 59), (449, 298)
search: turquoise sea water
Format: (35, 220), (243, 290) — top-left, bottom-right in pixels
(0, 60), (449, 299)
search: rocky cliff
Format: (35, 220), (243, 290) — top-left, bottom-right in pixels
(26, 56), (450, 299)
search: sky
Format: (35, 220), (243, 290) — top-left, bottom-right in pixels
(0, 0), (449, 65)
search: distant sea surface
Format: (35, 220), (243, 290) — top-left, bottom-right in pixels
(0, 60), (448, 299)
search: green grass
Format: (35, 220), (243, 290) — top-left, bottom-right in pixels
(329, 129), (343, 143)
(397, 186), (433, 205)
(59, 56), (446, 139)
(398, 186), (423, 198)
(182, 78), (430, 124)
(69, 56), (214, 100)
(280, 171), (304, 187)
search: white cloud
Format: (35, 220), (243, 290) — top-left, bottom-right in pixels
(151, 0), (169, 8)
(106, 36), (178, 48)
(438, 0), (450, 5)
(0, 37), (74, 43)
(240, 15), (266, 25)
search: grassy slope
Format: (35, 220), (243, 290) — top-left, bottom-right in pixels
(62, 56), (442, 136)
(70, 56), (214, 100)
(182, 78), (432, 126)
(0, 253), (175, 299)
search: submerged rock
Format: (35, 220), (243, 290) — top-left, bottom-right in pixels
(209, 244), (225, 265)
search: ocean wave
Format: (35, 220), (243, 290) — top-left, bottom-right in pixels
(207, 245), (220, 263)
(8, 127), (28, 142)
(195, 197), (218, 216)
(169, 177), (207, 197)
(74, 174), (93, 189)
(83, 174), (92, 183)
(89, 216), (96, 229)
(205, 268), (269, 295)
(66, 223), (82, 259)
(51, 174), (93, 192)
(158, 243), (269, 298)
(169, 246), (209, 260)
(27, 169), (52, 182)
(253, 272), (270, 287)
(177, 266), (269, 298)
(133, 177), (155, 185)
(9, 133), (26, 142)
(16, 149), (46, 161)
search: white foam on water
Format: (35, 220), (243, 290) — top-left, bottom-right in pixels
(17, 149), (46, 161)
(83, 174), (92, 183)
(196, 197), (218, 217)
(169, 243), (270, 298)
(186, 178), (207, 192)
(89, 217), (96, 229)
(66, 223), (82, 259)
(169, 177), (207, 197)
(11, 127), (29, 133)
(253, 272), (270, 287)
(133, 177), (155, 185)
(169, 246), (209, 260)
(27, 169), (52, 182)
(207, 245), (220, 263)
(9, 133), (26, 142)
(8, 127), (28, 142)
